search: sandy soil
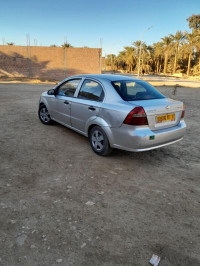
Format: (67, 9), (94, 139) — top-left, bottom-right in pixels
(0, 83), (200, 266)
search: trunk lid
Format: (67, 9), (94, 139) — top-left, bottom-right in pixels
(128, 98), (183, 130)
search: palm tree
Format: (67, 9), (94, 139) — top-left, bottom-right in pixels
(105, 54), (117, 70)
(123, 46), (136, 72)
(161, 36), (173, 74)
(114, 51), (126, 70)
(170, 31), (185, 73)
(185, 31), (198, 75)
(193, 29), (200, 72)
(132, 41), (143, 72)
(152, 42), (164, 73)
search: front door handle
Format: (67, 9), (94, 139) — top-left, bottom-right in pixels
(88, 106), (96, 111)
(64, 100), (69, 104)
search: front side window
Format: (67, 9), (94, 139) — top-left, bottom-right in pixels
(111, 80), (165, 101)
(78, 79), (104, 101)
(57, 79), (81, 97)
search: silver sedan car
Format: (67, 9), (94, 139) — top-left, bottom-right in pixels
(38, 74), (186, 155)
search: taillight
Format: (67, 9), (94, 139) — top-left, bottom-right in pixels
(181, 104), (185, 119)
(123, 106), (148, 125)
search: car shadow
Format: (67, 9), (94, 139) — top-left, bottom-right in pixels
(53, 121), (177, 163)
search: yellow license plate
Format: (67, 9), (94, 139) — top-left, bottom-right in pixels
(156, 113), (175, 123)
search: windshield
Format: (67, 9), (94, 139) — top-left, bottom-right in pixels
(111, 80), (165, 101)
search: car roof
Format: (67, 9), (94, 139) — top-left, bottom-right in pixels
(69, 74), (139, 82)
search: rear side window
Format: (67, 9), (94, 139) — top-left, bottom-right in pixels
(78, 79), (104, 101)
(111, 80), (165, 101)
(57, 79), (81, 97)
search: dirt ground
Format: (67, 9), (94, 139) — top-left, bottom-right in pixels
(0, 82), (200, 266)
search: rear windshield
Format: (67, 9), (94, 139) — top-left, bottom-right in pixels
(111, 80), (165, 101)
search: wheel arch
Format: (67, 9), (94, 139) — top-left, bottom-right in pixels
(86, 118), (114, 147)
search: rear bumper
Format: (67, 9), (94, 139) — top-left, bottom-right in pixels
(108, 120), (186, 152)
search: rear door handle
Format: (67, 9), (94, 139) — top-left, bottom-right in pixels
(64, 100), (69, 104)
(88, 106), (96, 111)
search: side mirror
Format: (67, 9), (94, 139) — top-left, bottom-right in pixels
(47, 89), (55, 95)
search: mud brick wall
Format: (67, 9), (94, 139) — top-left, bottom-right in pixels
(0, 45), (101, 80)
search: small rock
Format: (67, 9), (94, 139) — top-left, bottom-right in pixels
(81, 243), (86, 248)
(110, 171), (117, 175)
(30, 244), (36, 249)
(97, 191), (104, 195)
(6, 183), (11, 187)
(86, 201), (95, 206)
(53, 200), (60, 203)
(67, 185), (72, 189)
(90, 176), (94, 179)
(115, 167), (123, 170)
(16, 234), (27, 246)
(56, 258), (62, 263)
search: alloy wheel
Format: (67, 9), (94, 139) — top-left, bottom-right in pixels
(40, 107), (51, 123)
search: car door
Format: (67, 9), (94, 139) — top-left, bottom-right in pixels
(70, 79), (105, 133)
(52, 79), (82, 126)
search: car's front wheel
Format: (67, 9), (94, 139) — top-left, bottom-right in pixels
(38, 104), (53, 125)
(89, 126), (112, 156)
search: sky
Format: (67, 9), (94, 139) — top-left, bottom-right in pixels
(1, 0), (200, 56)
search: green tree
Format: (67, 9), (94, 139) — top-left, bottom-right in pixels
(7, 42), (14, 45)
(62, 42), (72, 48)
(187, 14), (200, 30)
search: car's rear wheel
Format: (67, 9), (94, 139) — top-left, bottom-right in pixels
(89, 126), (112, 156)
(38, 104), (53, 125)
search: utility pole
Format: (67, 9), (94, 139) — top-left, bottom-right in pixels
(138, 26), (152, 77)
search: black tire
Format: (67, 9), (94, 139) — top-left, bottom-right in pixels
(89, 126), (113, 156)
(38, 104), (53, 125)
